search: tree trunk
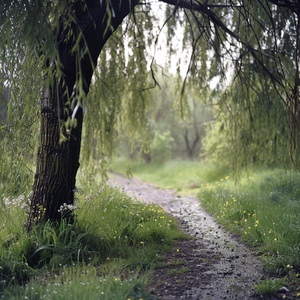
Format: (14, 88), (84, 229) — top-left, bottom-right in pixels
(183, 127), (200, 159)
(26, 0), (139, 230)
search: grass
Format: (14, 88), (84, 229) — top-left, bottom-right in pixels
(112, 157), (228, 193)
(3, 157), (300, 298)
(112, 158), (300, 297)
(254, 277), (288, 296)
(0, 182), (186, 299)
(199, 170), (300, 272)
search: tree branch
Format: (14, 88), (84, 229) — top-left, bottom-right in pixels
(159, 0), (286, 87)
(159, 0), (241, 41)
(267, 0), (298, 15)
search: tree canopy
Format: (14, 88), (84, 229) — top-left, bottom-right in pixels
(0, 0), (299, 225)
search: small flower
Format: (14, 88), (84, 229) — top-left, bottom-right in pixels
(58, 203), (77, 214)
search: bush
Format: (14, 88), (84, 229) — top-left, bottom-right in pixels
(150, 130), (174, 163)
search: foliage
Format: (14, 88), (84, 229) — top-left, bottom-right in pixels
(111, 72), (214, 162)
(0, 183), (184, 299)
(0, 47), (39, 197)
(199, 169), (300, 276)
(200, 0), (299, 169)
(78, 0), (299, 172)
(147, 75), (214, 160)
(1, 0), (299, 210)
(202, 76), (292, 170)
(1, 1), (299, 297)
(150, 130), (174, 163)
(81, 5), (155, 170)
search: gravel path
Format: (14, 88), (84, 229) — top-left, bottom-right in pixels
(109, 174), (264, 300)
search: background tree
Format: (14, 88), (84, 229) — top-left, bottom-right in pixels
(0, 0), (298, 228)
(110, 71), (214, 163)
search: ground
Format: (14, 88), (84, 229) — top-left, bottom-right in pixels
(109, 174), (294, 300)
(148, 238), (217, 299)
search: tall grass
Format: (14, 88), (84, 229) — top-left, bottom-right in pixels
(199, 169), (300, 274)
(0, 183), (185, 299)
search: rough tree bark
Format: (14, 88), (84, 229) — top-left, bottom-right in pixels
(26, 0), (139, 230)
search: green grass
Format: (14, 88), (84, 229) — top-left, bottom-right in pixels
(0, 183), (186, 299)
(4, 266), (150, 300)
(112, 157), (228, 192)
(199, 169), (300, 274)
(254, 277), (288, 296)
(3, 157), (300, 298)
(112, 158), (300, 297)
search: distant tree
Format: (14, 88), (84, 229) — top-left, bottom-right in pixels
(148, 77), (213, 159)
(0, 0), (298, 229)
(0, 86), (9, 124)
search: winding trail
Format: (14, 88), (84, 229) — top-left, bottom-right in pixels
(109, 174), (264, 300)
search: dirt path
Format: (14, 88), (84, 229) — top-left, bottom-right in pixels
(109, 174), (264, 300)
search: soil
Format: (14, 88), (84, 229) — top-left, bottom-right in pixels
(109, 174), (294, 300)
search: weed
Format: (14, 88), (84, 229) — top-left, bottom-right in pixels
(255, 278), (287, 296)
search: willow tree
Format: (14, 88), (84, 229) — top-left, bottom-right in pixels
(0, 0), (298, 229)
(200, 1), (299, 169)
